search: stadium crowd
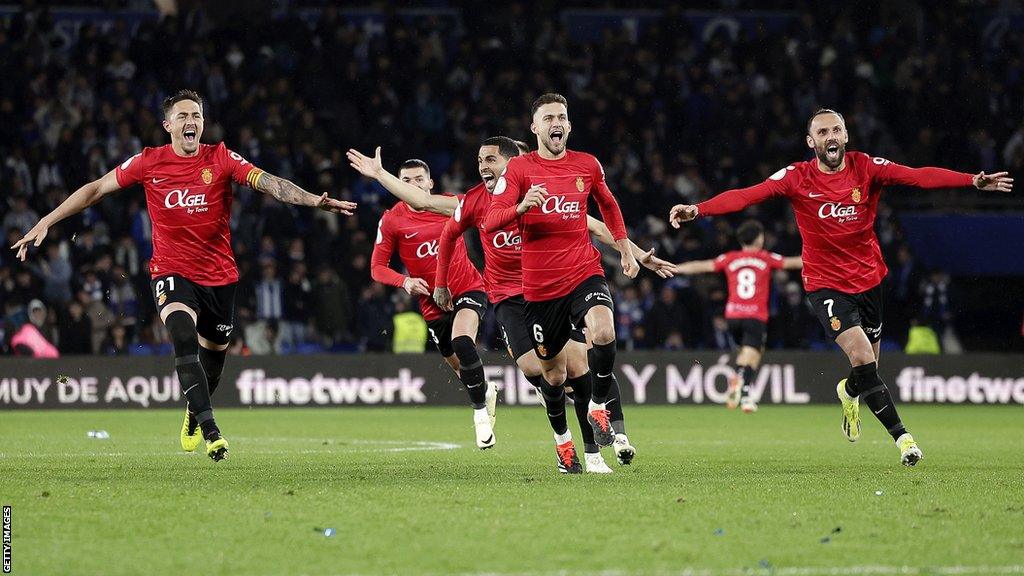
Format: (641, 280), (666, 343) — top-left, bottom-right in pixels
(0, 2), (1018, 356)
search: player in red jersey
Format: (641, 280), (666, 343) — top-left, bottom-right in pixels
(350, 137), (671, 472)
(361, 158), (498, 449)
(12, 90), (355, 461)
(672, 220), (802, 413)
(669, 109), (1013, 466)
(484, 93), (638, 449)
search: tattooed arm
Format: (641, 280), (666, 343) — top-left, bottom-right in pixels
(253, 172), (357, 214)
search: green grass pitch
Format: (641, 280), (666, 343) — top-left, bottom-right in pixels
(1, 405), (1022, 575)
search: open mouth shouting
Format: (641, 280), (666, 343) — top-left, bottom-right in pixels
(183, 126), (198, 145)
(825, 141), (841, 159)
(480, 171), (496, 187)
(549, 127), (565, 146)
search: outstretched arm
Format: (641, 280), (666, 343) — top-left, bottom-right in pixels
(347, 146), (457, 216)
(782, 256), (803, 270)
(252, 171), (356, 214)
(12, 169), (121, 261)
(586, 215), (673, 278)
(670, 177), (787, 228)
(673, 260), (716, 275)
(873, 158), (1013, 192)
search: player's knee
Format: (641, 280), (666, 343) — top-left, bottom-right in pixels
(451, 335), (480, 367)
(543, 366), (567, 387)
(848, 347), (875, 367)
(516, 355), (543, 378)
(588, 322), (616, 345)
(164, 311), (198, 357)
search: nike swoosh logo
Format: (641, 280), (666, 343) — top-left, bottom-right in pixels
(809, 192), (824, 198)
(152, 178), (168, 184)
(596, 373), (611, 378)
(404, 233), (419, 239)
(874, 405), (888, 415)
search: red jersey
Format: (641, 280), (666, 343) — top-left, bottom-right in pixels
(714, 249), (784, 323)
(115, 143), (262, 286)
(436, 183), (523, 305)
(483, 150), (627, 301)
(370, 199), (485, 321)
(697, 151), (973, 293)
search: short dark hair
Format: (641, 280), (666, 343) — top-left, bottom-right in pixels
(807, 108), (845, 135)
(736, 220), (764, 246)
(481, 136), (520, 160)
(162, 89), (204, 118)
(512, 140), (530, 155)
(399, 159), (430, 177)
(531, 93), (568, 118)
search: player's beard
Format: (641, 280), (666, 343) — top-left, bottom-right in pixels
(816, 141), (845, 170)
(542, 134), (566, 156)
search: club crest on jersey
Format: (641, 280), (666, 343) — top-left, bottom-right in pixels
(575, 176), (585, 192)
(158, 294), (167, 306)
(201, 167), (213, 185)
(536, 344), (548, 357)
(830, 316), (841, 331)
(851, 187), (861, 203)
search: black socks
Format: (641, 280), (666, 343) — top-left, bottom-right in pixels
(588, 342), (616, 404)
(536, 380), (568, 435)
(199, 346), (227, 396)
(846, 362), (907, 441)
(451, 335), (487, 409)
(566, 373), (599, 454)
(166, 311), (217, 438)
(736, 365), (755, 397)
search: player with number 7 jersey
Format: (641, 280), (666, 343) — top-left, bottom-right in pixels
(668, 108), (1013, 466)
(11, 90), (357, 463)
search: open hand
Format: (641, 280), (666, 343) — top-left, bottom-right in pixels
(639, 248), (675, 279)
(347, 146), (385, 180)
(11, 221), (51, 262)
(316, 193), (357, 215)
(973, 171), (1013, 193)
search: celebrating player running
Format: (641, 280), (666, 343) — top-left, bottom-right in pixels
(669, 108), (1013, 466)
(12, 89), (356, 461)
(673, 220), (802, 413)
(485, 93), (637, 449)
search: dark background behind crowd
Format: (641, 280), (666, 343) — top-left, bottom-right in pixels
(1, 0), (1022, 357)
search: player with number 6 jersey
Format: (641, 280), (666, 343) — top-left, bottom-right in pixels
(12, 89), (357, 462)
(484, 93), (639, 453)
(669, 108), (1013, 466)
(672, 220), (802, 413)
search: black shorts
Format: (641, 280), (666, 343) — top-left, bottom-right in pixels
(425, 290), (488, 357)
(494, 295), (585, 361)
(806, 284), (883, 342)
(524, 275), (613, 361)
(727, 318), (767, 350)
(151, 274), (236, 345)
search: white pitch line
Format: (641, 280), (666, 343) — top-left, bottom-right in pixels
(0, 439), (462, 458)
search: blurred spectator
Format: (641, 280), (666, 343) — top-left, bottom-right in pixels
(12, 299), (59, 358)
(392, 297), (428, 353)
(58, 299), (92, 355)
